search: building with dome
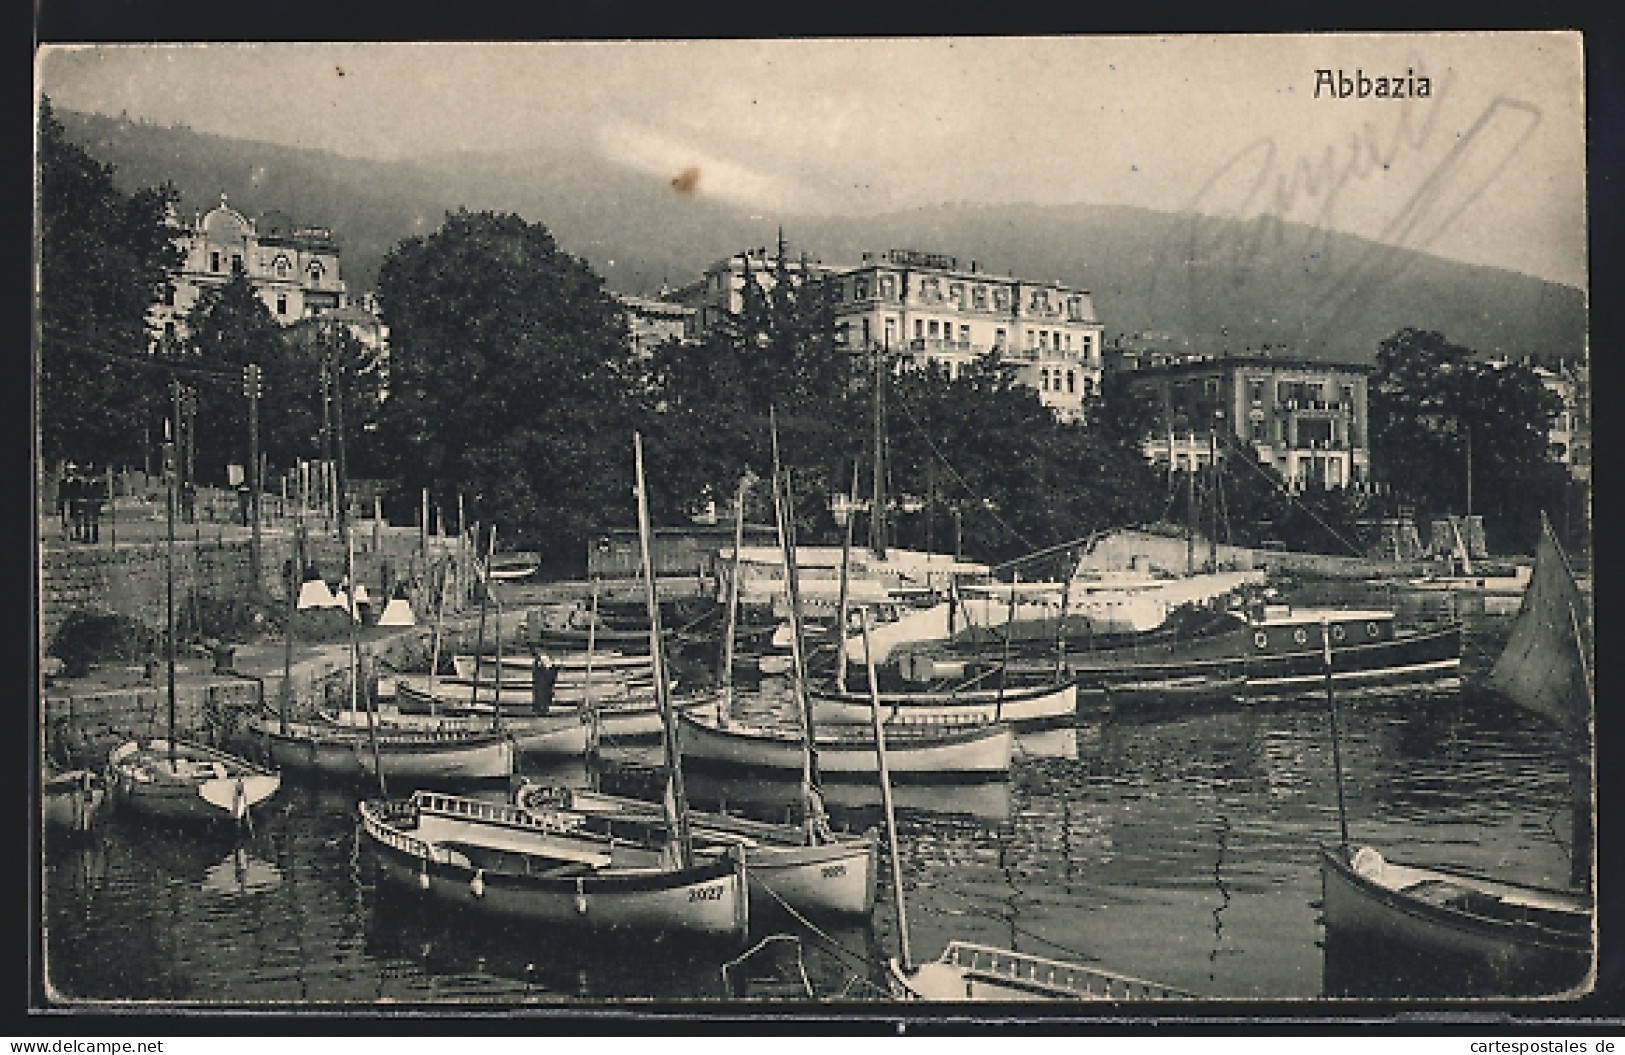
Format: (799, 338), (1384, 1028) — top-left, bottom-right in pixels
(147, 194), (359, 351)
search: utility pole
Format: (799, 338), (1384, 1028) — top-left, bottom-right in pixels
(871, 339), (887, 557)
(244, 363), (263, 600)
(331, 334), (349, 539)
(319, 355), (333, 531)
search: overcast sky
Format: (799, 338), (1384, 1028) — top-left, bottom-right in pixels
(38, 34), (1586, 288)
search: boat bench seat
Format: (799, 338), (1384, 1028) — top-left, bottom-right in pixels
(438, 841), (597, 877)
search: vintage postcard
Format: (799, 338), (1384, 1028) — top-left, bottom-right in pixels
(33, 34), (1593, 1013)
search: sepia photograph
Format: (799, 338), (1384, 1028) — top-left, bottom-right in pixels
(32, 34), (1595, 1011)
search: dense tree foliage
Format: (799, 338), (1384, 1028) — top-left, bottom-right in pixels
(643, 237), (861, 531)
(1370, 328), (1564, 553)
(881, 356), (1163, 566)
(37, 97), (181, 469)
(174, 272), (386, 486)
(375, 210), (638, 557)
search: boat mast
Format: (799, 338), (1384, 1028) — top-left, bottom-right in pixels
(471, 525), (493, 709)
(1321, 616), (1350, 848)
(1208, 431), (1219, 572)
(166, 380), (179, 770)
(426, 561), (448, 713)
(583, 575), (600, 758)
(1054, 548), (1074, 681)
(770, 412), (824, 840)
(1185, 438), (1196, 576)
(633, 431), (693, 868)
(835, 461), (858, 695)
(281, 469), (306, 737)
(861, 606), (910, 972)
(490, 525), (503, 730)
(718, 473), (749, 724)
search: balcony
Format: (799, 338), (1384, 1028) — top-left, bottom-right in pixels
(908, 338), (976, 355)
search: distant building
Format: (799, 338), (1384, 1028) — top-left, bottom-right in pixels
(149, 193), (382, 352)
(1113, 352), (1373, 490)
(672, 243), (1105, 423)
(614, 293), (697, 357)
(1534, 361), (1590, 483)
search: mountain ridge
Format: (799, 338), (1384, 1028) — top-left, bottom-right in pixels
(53, 107), (1586, 365)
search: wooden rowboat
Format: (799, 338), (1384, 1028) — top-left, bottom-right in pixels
(888, 941), (1195, 1001)
(808, 680), (1076, 726)
(108, 738), (281, 825)
(514, 782), (879, 919)
(1320, 844), (1591, 994)
(273, 714), (518, 781)
(360, 790), (749, 939)
(678, 709), (1012, 780)
(1319, 516), (1595, 997)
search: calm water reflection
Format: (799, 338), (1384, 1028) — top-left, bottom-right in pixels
(40, 587), (1581, 1004)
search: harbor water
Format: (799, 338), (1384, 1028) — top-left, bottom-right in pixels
(39, 585), (1582, 1004)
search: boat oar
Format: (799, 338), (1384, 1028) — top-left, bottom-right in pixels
(863, 606), (910, 973)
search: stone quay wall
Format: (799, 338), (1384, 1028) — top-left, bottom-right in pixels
(39, 526), (471, 648)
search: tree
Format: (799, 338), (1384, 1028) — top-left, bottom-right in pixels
(644, 240), (859, 532)
(37, 97), (181, 469)
(1370, 328), (1561, 552)
(375, 210), (637, 559)
(177, 265), (289, 485)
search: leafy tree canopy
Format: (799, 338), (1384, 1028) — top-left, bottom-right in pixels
(1370, 327), (1565, 552)
(37, 96), (181, 468)
(375, 209), (637, 557)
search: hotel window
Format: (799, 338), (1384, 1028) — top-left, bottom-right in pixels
(162, 286), (176, 307)
(273, 256), (291, 278)
(862, 319), (872, 347)
(884, 318), (896, 346)
(1339, 384), (1354, 407)
(994, 328), (1006, 348)
(948, 283), (963, 307)
(915, 319), (924, 339)
(1041, 368), (1051, 391)
(231, 253), (243, 273)
(1251, 418), (1267, 441)
(972, 286), (988, 310)
(1067, 297), (1082, 320)
(839, 322), (851, 345)
(879, 276), (895, 299)
(1064, 333), (1072, 351)
(1026, 329), (1036, 348)
(1083, 376), (1095, 397)
(1250, 380), (1265, 404)
(1066, 371), (1076, 393)
(855, 278), (870, 299)
(276, 294), (288, 316)
(959, 324), (970, 344)
(993, 288), (1010, 311)
(210, 251), (221, 273)
(928, 320), (939, 338)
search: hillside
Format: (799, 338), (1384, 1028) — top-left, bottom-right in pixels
(54, 108), (1587, 365)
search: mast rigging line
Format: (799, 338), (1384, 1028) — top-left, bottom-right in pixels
(1213, 430), (1365, 558)
(885, 386), (1040, 554)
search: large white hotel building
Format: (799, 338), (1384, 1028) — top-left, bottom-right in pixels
(673, 245), (1105, 422)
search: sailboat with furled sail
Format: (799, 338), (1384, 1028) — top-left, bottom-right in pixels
(521, 440), (881, 919)
(1319, 512), (1594, 996)
(356, 433), (749, 939)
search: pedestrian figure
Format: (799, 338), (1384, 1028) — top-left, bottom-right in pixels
(84, 470), (105, 544)
(66, 470), (87, 542)
(56, 467), (74, 541)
